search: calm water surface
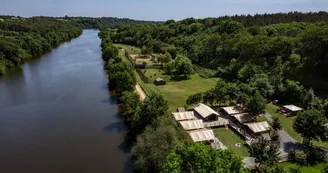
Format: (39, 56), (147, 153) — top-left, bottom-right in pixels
(0, 30), (132, 173)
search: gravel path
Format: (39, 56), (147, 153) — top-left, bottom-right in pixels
(135, 83), (146, 101)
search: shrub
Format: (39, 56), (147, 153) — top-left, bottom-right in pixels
(186, 92), (203, 105)
(294, 150), (307, 165)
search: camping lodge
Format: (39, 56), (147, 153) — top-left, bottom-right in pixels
(282, 105), (303, 116)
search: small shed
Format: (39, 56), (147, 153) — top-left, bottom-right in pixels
(179, 120), (204, 131)
(154, 78), (166, 85)
(173, 111), (196, 121)
(283, 105), (303, 116)
(189, 129), (215, 142)
(245, 121), (271, 135)
(193, 103), (219, 121)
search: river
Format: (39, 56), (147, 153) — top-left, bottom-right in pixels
(0, 30), (132, 173)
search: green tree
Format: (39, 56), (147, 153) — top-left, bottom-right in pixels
(174, 54), (193, 78)
(132, 123), (179, 173)
(114, 70), (136, 97)
(250, 73), (274, 98)
(249, 137), (280, 165)
(245, 92), (266, 117)
(139, 93), (169, 129)
(119, 91), (142, 127)
(161, 141), (247, 173)
(164, 60), (175, 75)
(293, 109), (328, 146)
(272, 117), (281, 130)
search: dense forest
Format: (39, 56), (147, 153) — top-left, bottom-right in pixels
(60, 16), (161, 29)
(0, 17), (82, 75)
(109, 12), (328, 95)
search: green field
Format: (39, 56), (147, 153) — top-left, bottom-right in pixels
(142, 68), (170, 82)
(280, 162), (327, 173)
(114, 44), (141, 54)
(213, 128), (249, 157)
(145, 75), (218, 111)
(114, 44), (218, 111)
(266, 103), (328, 149)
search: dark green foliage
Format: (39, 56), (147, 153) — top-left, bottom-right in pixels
(132, 116), (180, 173)
(252, 164), (286, 173)
(293, 109), (328, 146)
(160, 141), (247, 173)
(119, 91), (142, 127)
(272, 116), (282, 130)
(249, 137), (280, 165)
(289, 167), (302, 173)
(186, 92), (202, 105)
(0, 17), (82, 75)
(245, 92), (266, 117)
(322, 166), (328, 173)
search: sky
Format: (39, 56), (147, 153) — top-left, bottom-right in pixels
(1, 0), (328, 21)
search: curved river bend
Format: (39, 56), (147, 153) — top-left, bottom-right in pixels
(0, 30), (131, 173)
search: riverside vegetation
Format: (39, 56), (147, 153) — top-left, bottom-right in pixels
(0, 16), (83, 75)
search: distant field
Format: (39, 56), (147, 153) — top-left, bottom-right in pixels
(280, 162), (327, 173)
(145, 75), (218, 112)
(114, 44), (141, 54)
(266, 103), (328, 149)
(213, 128), (249, 157)
(114, 44), (218, 112)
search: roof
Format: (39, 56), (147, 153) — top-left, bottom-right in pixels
(245, 121), (270, 133)
(179, 120), (204, 131)
(189, 129), (215, 142)
(177, 107), (186, 112)
(283, 105), (303, 112)
(222, 106), (243, 115)
(173, 111), (196, 121)
(155, 78), (164, 82)
(193, 103), (219, 119)
(232, 113), (253, 123)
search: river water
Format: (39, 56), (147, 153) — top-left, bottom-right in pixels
(0, 30), (131, 173)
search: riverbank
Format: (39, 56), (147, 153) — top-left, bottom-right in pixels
(0, 17), (82, 75)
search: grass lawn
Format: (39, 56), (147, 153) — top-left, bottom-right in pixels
(145, 75), (218, 112)
(280, 162), (327, 173)
(114, 44), (141, 54)
(266, 103), (328, 149)
(213, 128), (249, 157)
(142, 68), (170, 82)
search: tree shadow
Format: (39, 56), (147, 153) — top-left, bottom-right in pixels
(170, 74), (188, 81)
(103, 121), (125, 133)
(101, 95), (117, 104)
(121, 156), (134, 173)
(283, 142), (306, 153)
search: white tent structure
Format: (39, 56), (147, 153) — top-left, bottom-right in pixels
(245, 121), (270, 134)
(283, 105), (303, 112)
(179, 120), (204, 131)
(232, 113), (253, 123)
(173, 111), (196, 121)
(222, 106), (243, 115)
(189, 129), (215, 142)
(193, 103), (219, 120)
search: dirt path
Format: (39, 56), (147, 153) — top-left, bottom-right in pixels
(135, 83), (146, 101)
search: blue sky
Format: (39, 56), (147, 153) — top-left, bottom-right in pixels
(1, 0), (327, 21)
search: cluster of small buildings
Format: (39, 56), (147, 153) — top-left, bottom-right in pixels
(173, 103), (228, 150)
(219, 106), (271, 145)
(173, 103), (273, 150)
